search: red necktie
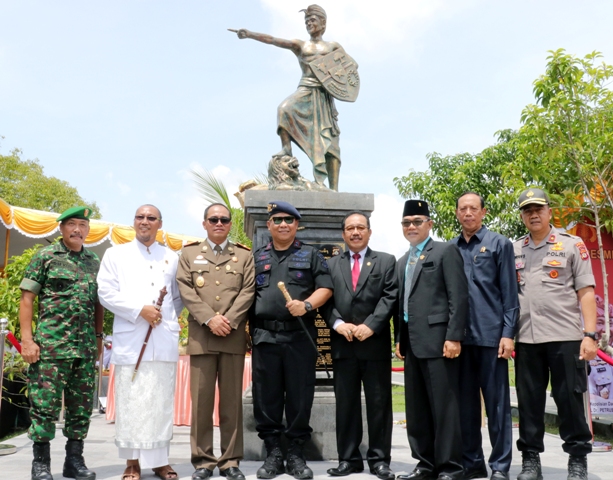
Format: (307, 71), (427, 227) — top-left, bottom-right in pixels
(352, 253), (361, 291)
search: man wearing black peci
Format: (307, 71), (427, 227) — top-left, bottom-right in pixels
(395, 200), (468, 480)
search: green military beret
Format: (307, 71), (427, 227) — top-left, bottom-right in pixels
(518, 188), (550, 209)
(56, 206), (93, 223)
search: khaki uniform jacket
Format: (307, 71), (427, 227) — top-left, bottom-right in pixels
(177, 240), (255, 355)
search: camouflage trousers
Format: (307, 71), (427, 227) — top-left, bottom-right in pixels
(27, 357), (95, 442)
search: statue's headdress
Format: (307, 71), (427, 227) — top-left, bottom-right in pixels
(300, 5), (327, 20)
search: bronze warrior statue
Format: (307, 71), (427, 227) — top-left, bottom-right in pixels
(231, 4), (359, 192)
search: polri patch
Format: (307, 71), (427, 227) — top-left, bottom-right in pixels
(576, 242), (589, 261)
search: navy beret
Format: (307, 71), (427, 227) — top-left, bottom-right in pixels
(267, 200), (302, 219)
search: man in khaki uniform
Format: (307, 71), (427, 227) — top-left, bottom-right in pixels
(513, 188), (598, 480)
(176, 203), (256, 480)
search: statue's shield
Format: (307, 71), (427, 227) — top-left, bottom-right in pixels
(309, 49), (360, 102)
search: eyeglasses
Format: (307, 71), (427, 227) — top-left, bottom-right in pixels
(271, 216), (295, 225)
(344, 225), (368, 232)
(135, 215), (160, 222)
(207, 216), (231, 225)
(401, 219), (429, 228)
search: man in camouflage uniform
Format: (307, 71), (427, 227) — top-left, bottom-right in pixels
(19, 206), (103, 480)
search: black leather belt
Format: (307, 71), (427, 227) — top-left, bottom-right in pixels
(254, 319), (302, 332)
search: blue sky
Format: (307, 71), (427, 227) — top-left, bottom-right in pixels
(1, 0), (612, 257)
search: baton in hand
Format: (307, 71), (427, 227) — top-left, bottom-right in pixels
(132, 286), (168, 382)
(277, 282), (330, 378)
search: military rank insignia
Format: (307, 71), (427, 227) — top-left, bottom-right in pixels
(550, 242), (564, 251)
(576, 242), (589, 261)
(523, 237), (530, 246)
(548, 234), (556, 243)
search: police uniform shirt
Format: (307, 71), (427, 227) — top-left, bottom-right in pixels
(252, 239), (333, 344)
(513, 226), (595, 344)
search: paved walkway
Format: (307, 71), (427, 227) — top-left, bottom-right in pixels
(2, 410), (611, 480)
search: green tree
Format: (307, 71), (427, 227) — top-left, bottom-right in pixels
(393, 130), (526, 241)
(190, 168), (252, 247)
(0, 149), (100, 216)
(509, 49), (613, 352)
(0, 245), (41, 338)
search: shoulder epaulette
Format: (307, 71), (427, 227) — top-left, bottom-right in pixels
(234, 242), (251, 251)
(183, 241), (201, 247)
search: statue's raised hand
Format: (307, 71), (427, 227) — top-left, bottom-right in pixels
(228, 28), (250, 39)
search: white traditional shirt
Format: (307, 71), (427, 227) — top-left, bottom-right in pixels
(97, 240), (183, 365)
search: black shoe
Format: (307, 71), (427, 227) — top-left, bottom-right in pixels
(328, 462), (364, 476)
(567, 455), (588, 480)
(220, 467), (246, 480)
(257, 447), (285, 479)
(490, 471), (509, 480)
(32, 442), (54, 480)
(192, 468), (214, 480)
(63, 440), (96, 480)
(397, 469), (436, 480)
(286, 453), (313, 479)
(464, 466), (488, 479)
(370, 464), (394, 480)
(517, 452), (542, 480)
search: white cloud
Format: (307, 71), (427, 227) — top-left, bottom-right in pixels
(369, 193), (408, 258)
(260, 0), (465, 56)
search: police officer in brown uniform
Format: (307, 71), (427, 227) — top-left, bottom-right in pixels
(176, 203), (256, 480)
(513, 188), (598, 480)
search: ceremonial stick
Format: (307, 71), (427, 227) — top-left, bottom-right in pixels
(227, 28), (238, 32)
(132, 286), (168, 382)
(277, 282), (330, 378)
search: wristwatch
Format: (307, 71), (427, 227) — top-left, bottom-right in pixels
(583, 331), (600, 341)
(304, 301), (313, 312)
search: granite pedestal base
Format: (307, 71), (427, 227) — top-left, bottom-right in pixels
(243, 190), (374, 461)
(242, 385), (369, 461)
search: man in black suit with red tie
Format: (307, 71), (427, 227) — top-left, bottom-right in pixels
(326, 211), (398, 480)
(394, 200), (468, 480)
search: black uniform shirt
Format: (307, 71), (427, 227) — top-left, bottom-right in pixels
(252, 239), (333, 344)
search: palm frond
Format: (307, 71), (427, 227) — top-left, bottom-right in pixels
(190, 167), (231, 210)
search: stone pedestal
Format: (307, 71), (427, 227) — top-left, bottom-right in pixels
(242, 190), (375, 461)
(242, 386), (369, 461)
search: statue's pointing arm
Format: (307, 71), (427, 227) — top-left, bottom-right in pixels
(233, 28), (300, 53)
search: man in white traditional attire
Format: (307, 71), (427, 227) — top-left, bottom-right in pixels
(97, 205), (183, 480)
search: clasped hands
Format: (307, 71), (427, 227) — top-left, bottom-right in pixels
(336, 323), (373, 342)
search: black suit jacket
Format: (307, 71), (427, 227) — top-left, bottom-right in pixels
(395, 239), (468, 359)
(327, 248), (397, 361)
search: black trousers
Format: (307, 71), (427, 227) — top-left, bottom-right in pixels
(252, 339), (317, 441)
(404, 349), (463, 480)
(333, 357), (392, 469)
(515, 341), (592, 455)
(459, 345), (513, 473)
